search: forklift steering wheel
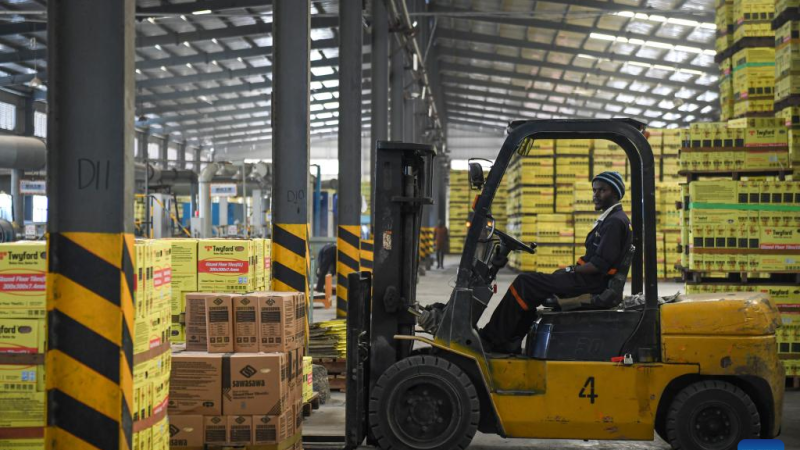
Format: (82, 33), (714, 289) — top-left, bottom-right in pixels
(493, 227), (536, 254)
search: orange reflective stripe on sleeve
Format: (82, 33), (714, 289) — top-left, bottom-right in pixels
(607, 268), (618, 275)
(509, 285), (529, 311)
(577, 258), (586, 265)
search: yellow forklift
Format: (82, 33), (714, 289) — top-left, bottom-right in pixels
(344, 119), (785, 450)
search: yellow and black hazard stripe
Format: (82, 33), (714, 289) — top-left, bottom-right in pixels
(336, 225), (360, 318)
(359, 239), (374, 273)
(46, 232), (135, 450)
(272, 224), (309, 299)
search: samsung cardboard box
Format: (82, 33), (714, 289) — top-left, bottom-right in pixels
(204, 415), (228, 445)
(258, 292), (296, 353)
(168, 415), (204, 449)
(233, 294), (260, 353)
(184, 293), (209, 351)
(227, 415), (253, 446)
(252, 411), (292, 445)
(169, 352), (222, 415)
(222, 353), (287, 416)
(206, 295), (233, 353)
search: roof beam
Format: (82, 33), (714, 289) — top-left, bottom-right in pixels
(445, 97), (596, 120)
(442, 82), (705, 124)
(437, 28), (707, 73)
(0, 23), (46, 37)
(438, 45), (715, 93)
(161, 107), (369, 135)
(427, 4), (712, 50)
(138, 80), (270, 104)
(535, 0), (713, 22)
(440, 61), (716, 109)
(448, 116), (506, 131)
(138, 0), (272, 15)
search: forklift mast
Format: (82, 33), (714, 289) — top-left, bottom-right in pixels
(345, 141), (436, 448)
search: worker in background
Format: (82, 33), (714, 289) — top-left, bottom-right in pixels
(314, 243), (337, 293)
(433, 220), (449, 269)
(480, 171), (633, 353)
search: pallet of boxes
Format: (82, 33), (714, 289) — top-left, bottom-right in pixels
(169, 291), (306, 449)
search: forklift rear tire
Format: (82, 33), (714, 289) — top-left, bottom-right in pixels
(665, 380), (760, 450)
(369, 355), (480, 450)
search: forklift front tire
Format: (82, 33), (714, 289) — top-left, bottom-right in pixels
(665, 380), (760, 450)
(368, 355), (480, 450)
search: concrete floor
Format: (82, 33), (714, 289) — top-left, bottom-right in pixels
(305, 256), (799, 449)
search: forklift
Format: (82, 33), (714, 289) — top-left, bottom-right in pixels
(343, 119), (785, 450)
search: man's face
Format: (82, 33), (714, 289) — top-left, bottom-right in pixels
(592, 180), (618, 211)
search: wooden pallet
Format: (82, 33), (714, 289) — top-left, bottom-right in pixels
(329, 374), (347, 392)
(313, 357), (346, 375)
(303, 392), (321, 417)
(788, 376), (800, 390)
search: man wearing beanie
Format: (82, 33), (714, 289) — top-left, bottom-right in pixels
(480, 171), (633, 353)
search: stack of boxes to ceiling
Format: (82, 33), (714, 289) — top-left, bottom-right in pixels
(506, 138), (556, 272)
(773, 8), (800, 174)
(718, 0), (737, 120)
(658, 183), (684, 279)
(731, 0), (777, 118)
(681, 179), (800, 374)
(169, 291), (306, 449)
(555, 140), (591, 213)
(448, 170), (470, 255)
(662, 129), (684, 181)
(572, 182), (595, 262)
(593, 140), (627, 183)
(535, 214), (575, 273)
(132, 239), (173, 450)
(0, 241), (46, 450)
(493, 177), (509, 233)
(648, 129), (664, 181)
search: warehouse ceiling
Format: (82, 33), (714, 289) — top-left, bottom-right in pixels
(0, 0), (716, 153)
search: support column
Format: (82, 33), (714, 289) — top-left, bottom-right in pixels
(11, 169), (22, 229)
(271, 0), (311, 307)
(194, 146), (202, 173)
(178, 140), (187, 170)
(370, 0), (389, 219)
(390, 19), (404, 141)
(45, 2), (135, 450)
(159, 136), (169, 168)
(336, 0), (362, 317)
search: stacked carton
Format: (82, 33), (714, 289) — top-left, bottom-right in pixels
(0, 241), (46, 450)
(448, 170), (470, 254)
(717, 0), (735, 56)
(593, 140), (627, 181)
(732, 0), (777, 116)
(170, 291), (306, 449)
(658, 183), (684, 279)
(720, 57), (736, 121)
(680, 120), (790, 172)
(535, 214), (575, 273)
(133, 239), (174, 449)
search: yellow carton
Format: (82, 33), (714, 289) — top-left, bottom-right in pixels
(198, 240), (252, 292)
(0, 390), (45, 427)
(0, 438), (44, 450)
(0, 318), (44, 354)
(0, 363), (42, 392)
(168, 238), (198, 314)
(0, 242), (46, 318)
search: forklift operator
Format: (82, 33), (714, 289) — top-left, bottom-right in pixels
(480, 171), (633, 353)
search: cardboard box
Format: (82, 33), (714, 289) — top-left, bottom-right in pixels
(206, 295), (233, 353)
(168, 239), (199, 292)
(0, 390), (45, 427)
(234, 294), (260, 353)
(167, 415), (204, 448)
(184, 293), (209, 351)
(169, 352), (222, 415)
(204, 415), (228, 445)
(259, 293), (296, 353)
(228, 415), (253, 446)
(222, 353), (287, 416)
(0, 318), (44, 354)
(198, 239), (252, 292)
(0, 439), (44, 450)
(253, 412), (291, 445)
(151, 415), (169, 450)
(0, 241), (46, 318)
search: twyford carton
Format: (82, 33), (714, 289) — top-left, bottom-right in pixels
(258, 293), (295, 353)
(168, 415), (204, 449)
(233, 294), (260, 352)
(198, 239), (252, 292)
(0, 390), (45, 427)
(0, 318), (44, 354)
(169, 352), (222, 415)
(205, 295), (233, 353)
(185, 293), (210, 351)
(0, 241), (46, 318)
(228, 415), (254, 446)
(222, 353), (287, 416)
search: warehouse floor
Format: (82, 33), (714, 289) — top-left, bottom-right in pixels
(305, 255), (799, 448)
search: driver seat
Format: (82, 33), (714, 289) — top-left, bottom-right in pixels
(544, 244), (636, 311)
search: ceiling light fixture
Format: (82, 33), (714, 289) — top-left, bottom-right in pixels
(192, 10), (212, 15)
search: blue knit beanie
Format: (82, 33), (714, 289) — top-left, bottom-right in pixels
(592, 171), (625, 200)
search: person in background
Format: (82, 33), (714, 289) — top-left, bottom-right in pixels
(433, 220), (449, 269)
(314, 243), (337, 292)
